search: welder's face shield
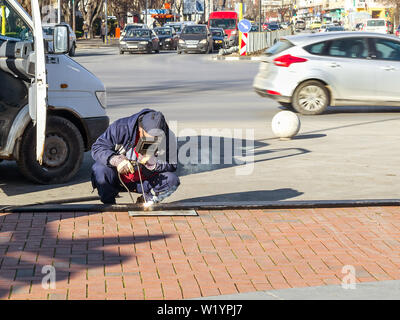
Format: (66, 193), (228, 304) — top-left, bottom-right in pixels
(138, 127), (165, 158)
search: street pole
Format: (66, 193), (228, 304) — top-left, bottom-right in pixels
(57, 0), (61, 23)
(104, 0), (108, 44)
(259, 0), (262, 31)
(72, 0), (76, 32)
(145, 0), (148, 26)
(1, 5), (6, 35)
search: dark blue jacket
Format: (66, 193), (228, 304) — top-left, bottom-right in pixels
(91, 109), (177, 175)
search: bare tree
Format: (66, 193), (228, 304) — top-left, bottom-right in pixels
(79, 0), (104, 38)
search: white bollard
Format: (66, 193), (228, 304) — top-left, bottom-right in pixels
(271, 111), (301, 140)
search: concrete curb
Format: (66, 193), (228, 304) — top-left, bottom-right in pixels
(1, 198), (399, 213)
(212, 55), (263, 61)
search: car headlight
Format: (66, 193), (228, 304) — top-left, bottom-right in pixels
(165, 38), (171, 42)
(95, 91), (107, 109)
(200, 39), (207, 44)
(140, 41), (149, 44)
(120, 41), (126, 45)
(231, 30), (237, 35)
(179, 39), (186, 44)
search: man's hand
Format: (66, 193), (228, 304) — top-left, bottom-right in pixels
(138, 154), (156, 170)
(110, 155), (135, 175)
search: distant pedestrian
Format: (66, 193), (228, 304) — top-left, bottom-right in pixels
(101, 23), (106, 42)
(153, 20), (157, 29)
(83, 23), (89, 39)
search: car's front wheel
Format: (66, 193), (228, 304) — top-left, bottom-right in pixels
(292, 80), (329, 115)
(17, 116), (84, 184)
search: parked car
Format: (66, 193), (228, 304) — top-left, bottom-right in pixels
(318, 24), (334, 32)
(164, 22), (184, 36)
(310, 21), (322, 30)
(42, 22), (76, 56)
(154, 27), (178, 50)
(253, 32), (400, 115)
(325, 26), (346, 32)
(250, 23), (261, 32)
(396, 25), (400, 37)
(355, 22), (365, 31)
(210, 27), (226, 50)
(364, 19), (392, 34)
(295, 20), (306, 31)
(263, 22), (280, 31)
(178, 24), (213, 54)
(119, 23), (145, 40)
(119, 28), (160, 54)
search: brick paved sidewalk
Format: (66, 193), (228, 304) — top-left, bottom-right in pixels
(1, 206), (400, 300)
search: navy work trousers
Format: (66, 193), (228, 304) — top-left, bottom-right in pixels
(91, 162), (180, 204)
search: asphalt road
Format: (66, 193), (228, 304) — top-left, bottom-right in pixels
(1, 47), (400, 206)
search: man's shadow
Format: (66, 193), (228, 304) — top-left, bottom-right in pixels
(0, 211), (171, 299)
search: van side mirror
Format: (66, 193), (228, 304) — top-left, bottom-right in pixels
(53, 24), (70, 54)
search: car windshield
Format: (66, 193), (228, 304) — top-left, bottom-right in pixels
(155, 28), (172, 36)
(210, 19), (236, 30)
(182, 26), (207, 34)
(168, 25), (182, 32)
(327, 27), (345, 31)
(126, 29), (150, 38)
(367, 20), (385, 27)
(125, 25), (143, 32)
(212, 30), (223, 37)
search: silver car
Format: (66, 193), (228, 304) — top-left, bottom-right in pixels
(253, 32), (400, 115)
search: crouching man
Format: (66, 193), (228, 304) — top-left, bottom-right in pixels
(91, 109), (180, 205)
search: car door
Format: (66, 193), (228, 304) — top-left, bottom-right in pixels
(368, 37), (400, 104)
(30, 0), (47, 164)
(318, 37), (375, 101)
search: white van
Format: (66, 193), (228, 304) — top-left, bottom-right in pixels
(0, 0), (109, 184)
(364, 18), (390, 34)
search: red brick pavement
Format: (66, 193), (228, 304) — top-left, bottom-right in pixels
(1, 206), (400, 299)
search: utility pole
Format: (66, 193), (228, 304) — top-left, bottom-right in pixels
(104, 0), (108, 44)
(145, 0), (148, 26)
(72, 0), (76, 32)
(57, 0), (61, 23)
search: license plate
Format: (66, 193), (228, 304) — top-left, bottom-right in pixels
(188, 45), (197, 48)
(129, 45), (137, 48)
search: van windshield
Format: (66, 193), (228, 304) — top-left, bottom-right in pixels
(367, 20), (385, 27)
(0, 1), (32, 41)
(210, 19), (236, 30)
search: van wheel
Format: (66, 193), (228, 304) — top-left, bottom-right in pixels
(17, 116), (84, 184)
(292, 80), (329, 115)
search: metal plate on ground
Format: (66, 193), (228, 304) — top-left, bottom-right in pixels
(128, 209), (198, 216)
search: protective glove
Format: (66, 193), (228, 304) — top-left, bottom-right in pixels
(137, 153), (156, 171)
(109, 154), (135, 175)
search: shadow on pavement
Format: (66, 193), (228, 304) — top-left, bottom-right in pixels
(0, 136), (310, 200)
(0, 211), (171, 299)
(177, 188), (303, 202)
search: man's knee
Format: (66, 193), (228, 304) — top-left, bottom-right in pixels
(163, 172), (180, 188)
